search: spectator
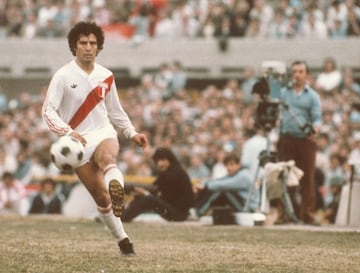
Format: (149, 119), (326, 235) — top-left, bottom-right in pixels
(6, 2), (23, 37)
(240, 66), (258, 104)
(215, 16), (231, 52)
(169, 60), (187, 98)
(209, 146), (228, 179)
(322, 175), (344, 224)
(36, 0), (59, 29)
(277, 0), (296, 18)
(329, 18), (347, 38)
(315, 57), (343, 95)
(2, 0), (360, 40)
(267, 9), (287, 39)
(245, 16), (262, 38)
(284, 12), (300, 38)
(129, 2), (151, 45)
(153, 9), (176, 38)
(153, 62), (173, 101)
(36, 19), (64, 38)
(303, 1), (325, 22)
(249, 0), (274, 37)
(324, 154), (346, 207)
(23, 11), (37, 39)
(14, 148), (32, 185)
(187, 153), (211, 183)
(91, 0), (111, 27)
(192, 153), (259, 218)
(0, 172), (28, 215)
(28, 177), (63, 214)
(0, 3), (6, 38)
(300, 11), (328, 39)
(326, 0), (348, 37)
(346, 4), (360, 36)
(52, 0), (71, 34)
(198, 15), (216, 38)
(222, 79), (240, 100)
(0, 145), (17, 177)
(341, 67), (360, 95)
(122, 147), (194, 222)
(230, 13), (247, 37)
(241, 128), (268, 181)
(348, 133), (360, 179)
(171, 0), (199, 38)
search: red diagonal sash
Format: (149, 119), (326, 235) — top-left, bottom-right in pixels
(69, 75), (114, 129)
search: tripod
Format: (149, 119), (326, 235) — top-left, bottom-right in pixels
(244, 126), (299, 223)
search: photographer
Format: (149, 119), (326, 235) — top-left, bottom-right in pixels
(278, 60), (322, 224)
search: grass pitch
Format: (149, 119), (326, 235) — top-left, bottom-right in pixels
(0, 215), (359, 273)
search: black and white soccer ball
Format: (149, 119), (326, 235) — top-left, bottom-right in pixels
(50, 136), (84, 171)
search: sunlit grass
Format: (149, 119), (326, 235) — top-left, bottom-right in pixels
(0, 215), (359, 273)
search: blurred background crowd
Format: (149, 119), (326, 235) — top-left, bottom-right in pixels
(0, 0), (359, 223)
(0, 55), (359, 222)
(1, 0), (360, 40)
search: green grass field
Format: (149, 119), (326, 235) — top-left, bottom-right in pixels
(0, 215), (359, 273)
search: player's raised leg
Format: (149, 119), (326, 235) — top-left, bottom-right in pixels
(93, 138), (126, 217)
(75, 141), (135, 256)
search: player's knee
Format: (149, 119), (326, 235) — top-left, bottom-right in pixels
(96, 153), (116, 170)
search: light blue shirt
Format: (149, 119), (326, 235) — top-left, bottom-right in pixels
(206, 168), (259, 212)
(280, 84), (322, 138)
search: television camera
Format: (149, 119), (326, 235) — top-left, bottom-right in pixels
(252, 61), (315, 136)
(251, 60), (286, 132)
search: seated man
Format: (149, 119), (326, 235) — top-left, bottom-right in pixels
(192, 153), (259, 217)
(28, 177), (64, 214)
(122, 147), (194, 222)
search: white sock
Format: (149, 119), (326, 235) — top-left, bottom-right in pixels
(104, 164), (124, 188)
(98, 207), (128, 241)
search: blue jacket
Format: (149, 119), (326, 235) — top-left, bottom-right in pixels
(205, 168), (259, 212)
(280, 84), (322, 138)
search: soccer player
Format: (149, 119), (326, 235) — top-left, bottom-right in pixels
(42, 21), (148, 256)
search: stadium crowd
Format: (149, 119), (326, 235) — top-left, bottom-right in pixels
(0, 56), (359, 224)
(1, 0), (360, 40)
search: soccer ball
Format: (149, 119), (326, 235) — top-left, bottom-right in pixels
(50, 136), (85, 171)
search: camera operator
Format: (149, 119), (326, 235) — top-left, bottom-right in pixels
(277, 60), (322, 225)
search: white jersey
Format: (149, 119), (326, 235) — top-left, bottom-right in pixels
(42, 60), (137, 139)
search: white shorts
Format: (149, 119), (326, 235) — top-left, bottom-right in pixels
(80, 124), (117, 165)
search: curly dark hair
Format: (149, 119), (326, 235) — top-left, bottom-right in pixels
(67, 21), (104, 56)
(152, 147), (181, 167)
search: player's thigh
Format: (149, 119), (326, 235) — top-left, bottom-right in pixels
(93, 138), (120, 167)
(75, 161), (109, 205)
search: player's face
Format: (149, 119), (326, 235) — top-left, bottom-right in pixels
(75, 34), (98, 64)
(291, 63), (307, 86)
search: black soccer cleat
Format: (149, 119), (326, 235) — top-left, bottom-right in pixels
(118, 238), (136, 256)
(109, 179), (125, 217)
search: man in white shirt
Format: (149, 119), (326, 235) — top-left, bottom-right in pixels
(42, 21), (148, 256)
(0, 172), (28, 215)
(315, 57), (342, 93)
